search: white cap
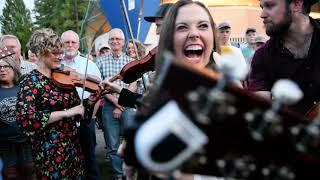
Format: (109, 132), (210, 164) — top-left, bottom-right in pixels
(97, 43), (110, 52)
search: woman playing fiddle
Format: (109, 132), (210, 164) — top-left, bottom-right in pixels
(15, 28), (97, 179)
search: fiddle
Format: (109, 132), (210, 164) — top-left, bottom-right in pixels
(111, 47), (158, 83)
(51, 65), (101, 93)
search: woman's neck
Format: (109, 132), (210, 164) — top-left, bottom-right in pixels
(37, 64), (52, 78)
(0, 82), (14, 88)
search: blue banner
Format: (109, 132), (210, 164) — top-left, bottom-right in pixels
(99, 0), (160, 43)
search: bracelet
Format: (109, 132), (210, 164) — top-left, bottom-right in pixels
(63, 109), (68, 118)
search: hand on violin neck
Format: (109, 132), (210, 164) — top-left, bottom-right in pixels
(109, 74), (122, 82)
(100, 78), (123, 94)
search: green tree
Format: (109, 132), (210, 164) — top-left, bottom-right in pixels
(0, 0), (34, 54)
(34, 0), (88, 35)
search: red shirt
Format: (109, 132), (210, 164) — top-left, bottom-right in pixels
(248, 17), (320, 114)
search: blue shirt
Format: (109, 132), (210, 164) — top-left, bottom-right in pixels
(62, 53), (102, 99)
(241, 43), (255, 64)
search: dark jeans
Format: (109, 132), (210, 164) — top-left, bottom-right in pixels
(78, 119), (100, 180)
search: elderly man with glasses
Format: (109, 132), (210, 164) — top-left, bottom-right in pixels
(96, 28), (135, 180)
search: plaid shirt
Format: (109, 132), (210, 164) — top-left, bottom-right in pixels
(96, 52), (132, 98)
(20, 59), (37, 75)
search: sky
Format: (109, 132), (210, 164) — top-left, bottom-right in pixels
(0, 0), (35, 34)
(0, 0), (35, 14)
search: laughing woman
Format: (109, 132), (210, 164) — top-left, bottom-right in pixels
(0, 47), (35, 179)
(15, 28), (96, 179)
(155, 0), (220, 70)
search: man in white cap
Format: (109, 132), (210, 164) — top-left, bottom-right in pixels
(97, 43), (111, 57)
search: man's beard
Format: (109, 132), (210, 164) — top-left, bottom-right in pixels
(64, 50), (76, 58)
(265, 9), (292, 37)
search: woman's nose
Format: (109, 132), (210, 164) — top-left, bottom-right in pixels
(188, 29), (200, 39)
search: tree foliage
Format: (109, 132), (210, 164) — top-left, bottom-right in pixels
(0, 0), (34, 54)
(34, 0), (88, 35)
(0, 0), (89, 53)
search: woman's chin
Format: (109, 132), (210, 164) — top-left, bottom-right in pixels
(52, 63), (61, 69)
(184, 56), (205, 66)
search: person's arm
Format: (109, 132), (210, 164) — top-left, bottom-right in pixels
(100, 78), (142, 108)
(104, 94), (124, 110)
(254, 91), (271, 100)
(48, 105), (85, 123)
(92, 99), (101, 119)
(128, 81), (137, 92)
(100, 78), (124, 109)
(15, 75), (84, 136)
(118, 88), (142, 108)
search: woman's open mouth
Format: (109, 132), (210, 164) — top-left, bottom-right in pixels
(184, 45), (203, 63)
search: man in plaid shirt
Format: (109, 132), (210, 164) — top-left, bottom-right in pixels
(96, 28), (134, 180)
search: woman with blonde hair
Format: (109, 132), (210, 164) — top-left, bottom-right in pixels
(16, 28), (98, 179)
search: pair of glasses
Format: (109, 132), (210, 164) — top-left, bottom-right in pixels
(63, 41), (77, 45)
(51, 51), (64, 58)
(0, 65), (12, 70)
(109, 37), (123, 41)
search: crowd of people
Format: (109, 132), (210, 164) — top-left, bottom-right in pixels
(0, 0), (319, 179)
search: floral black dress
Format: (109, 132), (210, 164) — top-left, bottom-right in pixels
(16, 69), (92, 179)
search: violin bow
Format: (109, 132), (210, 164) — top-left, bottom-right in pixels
(81, 41), (94, 105)
(120, 0), (149, 90)
(136, 0), (144, 40)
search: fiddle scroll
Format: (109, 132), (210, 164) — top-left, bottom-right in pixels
(110, 47), (158, 83)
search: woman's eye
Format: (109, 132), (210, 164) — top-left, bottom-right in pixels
(176, 25), (187, 31)
(199, 23), (209, 29)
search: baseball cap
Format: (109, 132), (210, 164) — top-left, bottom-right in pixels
(253, 35), (267, 44)
(144, 3), (173, 23)
(217, 22), (231, 29)
(245, 28), (256, 34)
(98, 43), (110, 51)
